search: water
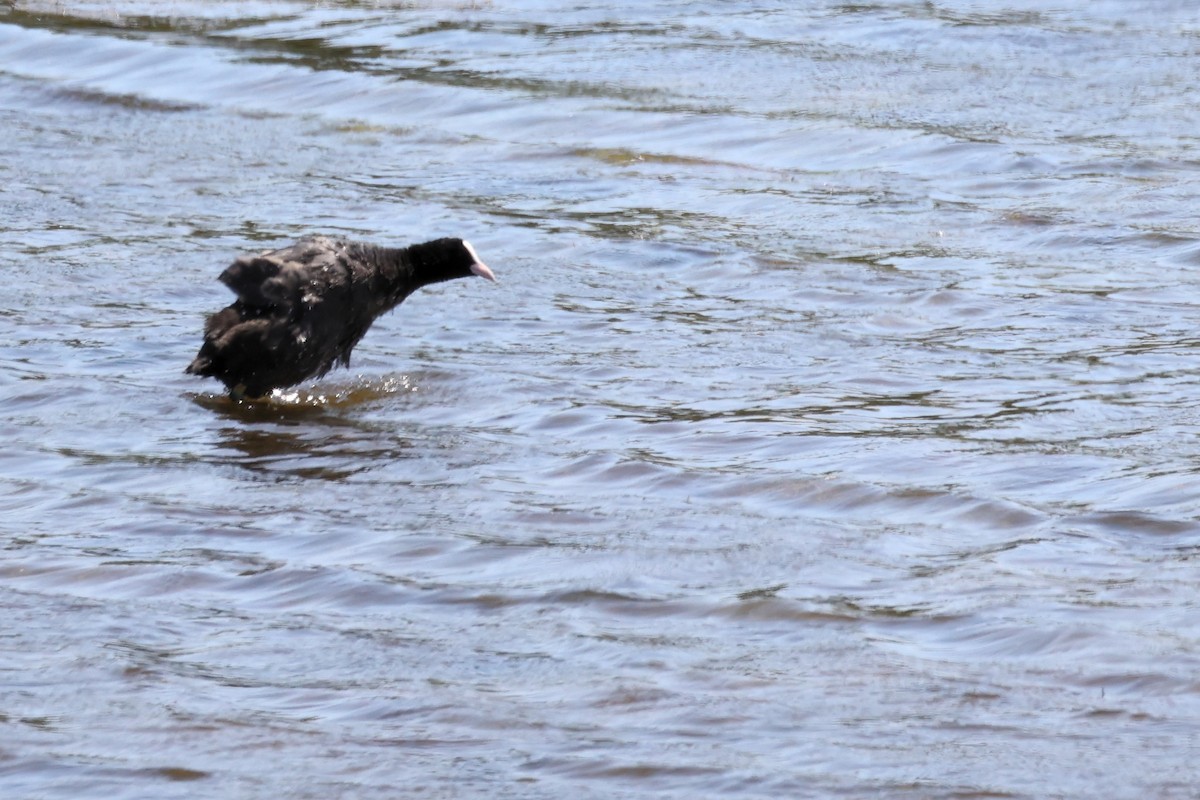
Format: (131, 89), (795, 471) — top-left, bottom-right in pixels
(3, 1), (1200, 797)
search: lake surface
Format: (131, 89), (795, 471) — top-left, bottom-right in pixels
(3, 1), (1200, 797)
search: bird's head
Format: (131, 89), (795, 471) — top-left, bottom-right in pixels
(405, 237), (497, 289)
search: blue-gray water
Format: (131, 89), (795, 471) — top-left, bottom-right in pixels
(3, 2), (1200, 797)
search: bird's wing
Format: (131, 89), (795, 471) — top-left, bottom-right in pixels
(218, 255), (303, 309)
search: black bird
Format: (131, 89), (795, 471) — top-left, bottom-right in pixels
(186, 235), (496, 399)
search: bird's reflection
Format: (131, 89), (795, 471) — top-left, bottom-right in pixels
(190, 374), (422, 481)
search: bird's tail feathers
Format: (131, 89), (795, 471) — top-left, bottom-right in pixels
(185, 353), (213, 376)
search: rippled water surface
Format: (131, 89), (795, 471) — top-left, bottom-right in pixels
(3, 1), (1200, 797)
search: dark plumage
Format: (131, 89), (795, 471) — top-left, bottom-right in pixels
(186, 235), (495, 399)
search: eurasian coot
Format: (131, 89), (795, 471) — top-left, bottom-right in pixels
(186, 235), (495, 399)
